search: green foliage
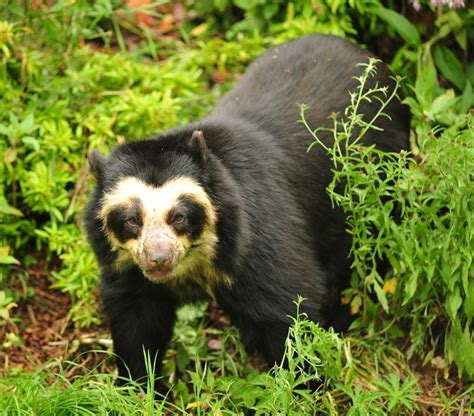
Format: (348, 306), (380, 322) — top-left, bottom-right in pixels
(0, 0), (473, 412)
(189, 0), (386, 40)
(0, 361), (177, 415)
(0, 301), (432, 414)
(162, 300), (424, 414)
(0, 3), (262, 326)
(1, 0), (162, 53)
(303, 57), (473, 378)
(1, 299), (472, 414)
(374, 7), (420, 46)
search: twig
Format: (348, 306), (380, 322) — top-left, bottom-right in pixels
(79, 336), (113, 348)
(360, 313), (398, 340)
(59, 314), (71, 335)
(65, 162), (90, 222)
(26, 304), (37, 325)
(417, 398), (458, 410)
(34, 288), (64, 304)
(48, 340), (69, 347)
(458, 396), (466, 416)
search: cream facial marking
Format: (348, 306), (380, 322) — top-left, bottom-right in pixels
(100, 176), (224, 289)
(100, 176), (216, 227)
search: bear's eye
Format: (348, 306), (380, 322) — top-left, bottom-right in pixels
(171, 213), (186, 225)
(125, 217), (140, 229)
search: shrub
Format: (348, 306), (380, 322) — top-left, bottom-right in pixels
(303, 58), (473, 378)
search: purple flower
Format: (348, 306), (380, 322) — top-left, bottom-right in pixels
(448, 0), (465, 8)
(411, 0), (422, 10)
(430, 0), (465, 7)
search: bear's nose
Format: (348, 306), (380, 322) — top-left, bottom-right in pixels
(146, 249), (173, 269)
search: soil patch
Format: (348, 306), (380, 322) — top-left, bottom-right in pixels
(0, 261), (111, 377)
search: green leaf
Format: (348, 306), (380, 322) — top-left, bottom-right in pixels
(51, 207), (64, 223)
(439, 10), (467, 51)
(374, 281), (389, 313)
(263, 3), (278, 19)
(459, 80), (473, 114)
(403, 271), (418, 304)
(464, 280), (474, 321)
(0, 204), (23, 216)
(447, 322), (474, 378)
(433, 44), (466, 91)
(230, 377), (264, 407)
(429, 89), (457, 116)
(467, 63), (474, 85)
(19, 114), (38, 134)
(3, 147), (17, 164)
(415, 46), (438, 106)
(176, 303), (207, 321)
(0, 124), (12, 137)
(447, 288), (462, 321)
(234, 0), (261, 11)
(21, 136), (40, 152)
(0, 255), (20, 265)
(214, 0), (229, 13)
(175, 343), (190, 372)
(374, 7), (420, 47)
(402, 96), (422, 117)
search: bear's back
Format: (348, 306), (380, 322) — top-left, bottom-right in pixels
(212, 34), (408, 155)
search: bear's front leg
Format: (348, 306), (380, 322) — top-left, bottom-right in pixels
(101, 272), (177, 384)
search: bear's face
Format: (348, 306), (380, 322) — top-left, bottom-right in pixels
(97, 175), (218, 283)
(86, 131), (224, 285)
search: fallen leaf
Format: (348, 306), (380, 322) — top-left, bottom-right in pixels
(127, 0), (155, 26)
(190, 23), (208, 37)
(431, 356), (445, 369)
(383, 278), (397, 295)
(157, 15), (174, 34)
(208, 338), (222, 351)
(186, 401), (203, 410)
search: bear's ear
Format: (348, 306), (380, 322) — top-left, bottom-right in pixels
(88, 149), (107, 180)
(187, 130), (208, 165)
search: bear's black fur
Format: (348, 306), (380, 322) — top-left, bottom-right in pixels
(85, 34), (410, 383)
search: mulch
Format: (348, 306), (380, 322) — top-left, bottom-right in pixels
(0, 261), (111, 377)
(0, 261), (248, 378)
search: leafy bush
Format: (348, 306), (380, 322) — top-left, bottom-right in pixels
(0, 1), (472, 412)
(0, 3), (264, 326)
(1, 301), (431, 415)
(303, 58), (473, 377)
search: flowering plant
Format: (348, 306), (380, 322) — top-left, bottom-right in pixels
(410, 0), (465, 11)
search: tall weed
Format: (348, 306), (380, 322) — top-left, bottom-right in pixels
(303, 58), (473, 378)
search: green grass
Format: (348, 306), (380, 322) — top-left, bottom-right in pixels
(0, 0), (473, 414)
(1, 304), (473, 414)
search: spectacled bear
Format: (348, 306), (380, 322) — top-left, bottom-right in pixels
(85, 34), (410, 383)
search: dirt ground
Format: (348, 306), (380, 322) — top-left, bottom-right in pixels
(0, 261), (471, 415)
(0, 263), (111, 377)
